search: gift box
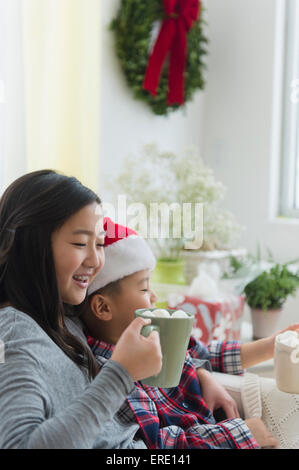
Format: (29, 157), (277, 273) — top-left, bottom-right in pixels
(168, 293), (245, 344)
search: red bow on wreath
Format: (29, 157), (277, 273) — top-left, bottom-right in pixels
(143, 0), (201, 106)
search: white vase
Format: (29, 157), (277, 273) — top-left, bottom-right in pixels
(250, 308), (282, 339)
(181, 248), (248, 285)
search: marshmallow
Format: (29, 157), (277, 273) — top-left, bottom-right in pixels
(141, 308), (190, 319)
(277, 330), (299, 349)
(141, 310), (156, 317)
(152, 309), (171, 318)
(171, 310), (189, 318)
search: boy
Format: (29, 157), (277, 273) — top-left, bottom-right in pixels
(80, 217), (284, 449)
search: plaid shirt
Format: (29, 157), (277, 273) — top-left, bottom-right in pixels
(87, 335), (259, 449)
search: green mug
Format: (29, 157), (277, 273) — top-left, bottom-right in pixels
(135, 308), (194, 388)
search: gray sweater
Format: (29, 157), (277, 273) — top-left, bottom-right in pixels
(0, 306), (143, 449)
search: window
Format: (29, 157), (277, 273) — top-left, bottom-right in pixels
(280, 0), (299, 217)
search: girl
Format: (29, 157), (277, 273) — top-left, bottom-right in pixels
(0, 170), (162, 449)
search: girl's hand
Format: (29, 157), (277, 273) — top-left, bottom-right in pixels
(197, 368), (240, 419)
(267, 323), (299, 357)
(241, 323), (299, 368)
(111, 317), (162, 382)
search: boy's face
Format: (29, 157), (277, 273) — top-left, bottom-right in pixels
(108, 269), (157, 339)
(86, 269), (158, 344)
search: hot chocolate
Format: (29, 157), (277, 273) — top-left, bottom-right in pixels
(141, 308), (189, 319)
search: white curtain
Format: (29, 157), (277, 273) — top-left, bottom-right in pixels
(22, 0), (101, 193)
(0, 0), (26, 194)
(0, 0), (101, 195)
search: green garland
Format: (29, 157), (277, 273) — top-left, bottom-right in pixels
(110, 0), (208, 116)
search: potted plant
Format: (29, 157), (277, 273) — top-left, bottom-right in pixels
(106, 144), (243, 287)
(244, 263), (299, 339)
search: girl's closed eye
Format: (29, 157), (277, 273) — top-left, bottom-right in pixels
(72, 242), (105, 247)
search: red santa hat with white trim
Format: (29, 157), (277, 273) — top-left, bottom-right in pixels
(88, 217), (156, 295)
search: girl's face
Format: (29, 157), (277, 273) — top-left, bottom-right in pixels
(51, 202), (105, 305)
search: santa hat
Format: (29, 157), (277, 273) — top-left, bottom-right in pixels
(88, 217), (156, 295)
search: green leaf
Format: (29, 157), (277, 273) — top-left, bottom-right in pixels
(244, 263), (299, 310)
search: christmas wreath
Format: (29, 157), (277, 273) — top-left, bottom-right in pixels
(110, 0), (208, 116)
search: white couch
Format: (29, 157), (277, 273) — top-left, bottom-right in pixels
(214, 371), (299, 449)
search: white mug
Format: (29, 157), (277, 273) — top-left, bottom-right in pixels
(275, 338), (299, 394)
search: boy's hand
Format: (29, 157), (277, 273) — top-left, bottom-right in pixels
(111, 317), (162, 382)
(197, 368), (240, 419)
(245, 418), (278, 448)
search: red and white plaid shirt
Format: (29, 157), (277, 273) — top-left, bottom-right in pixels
(86, 334), (259, 449)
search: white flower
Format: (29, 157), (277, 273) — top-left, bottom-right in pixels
(107, 145), (242, 259)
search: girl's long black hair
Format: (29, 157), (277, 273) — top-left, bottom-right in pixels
(0, 170), (100, 379)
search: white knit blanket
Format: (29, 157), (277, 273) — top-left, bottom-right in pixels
(241, 372), (299, 449)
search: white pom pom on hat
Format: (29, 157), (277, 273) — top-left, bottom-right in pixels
(88, 217), (156, 295)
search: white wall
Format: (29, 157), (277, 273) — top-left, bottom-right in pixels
(99, 0), (299, 327)
(202, 0), (299, 326)
(98, 0), (206, 200)
(203, 0), (299, 262)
